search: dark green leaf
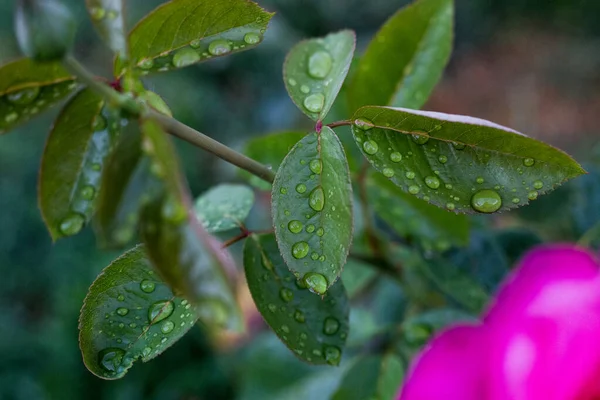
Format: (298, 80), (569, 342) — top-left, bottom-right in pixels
(86, 0), (128, 58)
(495, 228), (543, 266)
(348, 0), (453, 112)
(341, 258), (377, 298)
(331, 354), (404, 400)
(367, 170), (469, 251)
(116, 0), (273, 76)
(39, 89), (120, 240)
(241, 131), (306, 190)
(79, 245), (199, 380)
(272, 127), (353, 293)
(352, 106), (585, 214)
(400, 308), (476, 351)
(0, 58), (76, 135)
(194, 184), (255, 233)
(283, 30), (355, 121)
(244, 234), (349, 366)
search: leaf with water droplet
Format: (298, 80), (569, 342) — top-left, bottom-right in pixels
(352, 106), (585, 214)
(39, 89), (120, 241)
(244, 234), (349, 365)
(79, 245), (200, 379)
(348, 0), (453, 112)
(86, 0), (127, 58)
(283, 30), (356, 121)
(272, 127), (353, 291)
(0, 58), (76, 135)
(194, 184), (255, 233)
(115, 0), (273, 76)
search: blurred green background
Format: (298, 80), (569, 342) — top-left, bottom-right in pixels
(1, 0), (599, 399)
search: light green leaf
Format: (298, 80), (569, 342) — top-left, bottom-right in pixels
(348, 0), (453, 112)
(352, 106), (585, 214)
(194, 184), (255, 233)
(284, 30), (356, 121)
(272, 127), (353, 293)
(86, 0), (127, 58)
(0, 58), (76, 135)
(331, 354), (404, 400)
(241, 131), (306, 190)
(79, 245), (199, 380)
(367, 170), (469, 250)
(39, 89), (120, 240)
(116, 0), (273, 76)
(244, 234), (349, 366)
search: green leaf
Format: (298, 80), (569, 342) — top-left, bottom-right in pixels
(86, 0), (127, 58)
(243, 234), (349, 366)
(283, 30), (356, 121)
(39, 89), (120, 240)
(272, 127), (353, 293)
(241, 131), (306, 190)
(347, 0), (453, 112)
(116, 0), (274, 76)
(194, 184), (255, 233)
(331, 354), (404, 400)
(0, 58), (76, 135)
(352, 106), (585, 214)
(367, 170), (469, 251)
(79, 245), (199, 380)
(139, 118), (243, 332)
(341, 259), (377, 298)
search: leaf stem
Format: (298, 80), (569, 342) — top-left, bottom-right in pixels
(327, 120), (353, 129)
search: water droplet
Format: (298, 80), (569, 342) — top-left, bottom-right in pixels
(190, 39), (201, 49)
(139, 58), (154, 70)
(452, 142), (466, 150)
(308, 50), (333, 79)
(80, 185), (95, 200)
(161, 196), (187, 224)
(281, 324), (290, 334)
(5, 112), (18, 123)
(268, 303), (277, 313)
(309, 187), (325, 211)
(280, 187), (288, 194)
(116, 307), (128, 316)
(243, 32), (261, 45)
(512, 197), (520, 204)
(292, 242), (310, 259)
(438, 155), (448, 164)
(383, 168), (395, 178)
(303, 272), (328, 295)
(533, 181), (544, 190)
(311, 252), (319, 260)
(323, 317), (340, 335)
(90, 6), (106, 20)
(408, 185), (420, 195)
(148, 300), (174, 323)
(362, 140), (379, 155)
(161, 320), (175, 334)
(59, 213), (85, 236)
(280, 288), (294, 302)
(411, 130), (429, 145)
(208, 39), (232, 56)
(98, 348), (125, 373)
(528, 191), (538, 200)
(425, 176), (440, 189)
(324, 346), (341, 365)
(306, 224), (315, 233)
(140, 280), (155, 293)
(300, 85), (310, 94)
(354, 117), (374, 131)
(288, 220), (303, 234)
(471, 190), (502, 213)
(309, 159), (322, 174)
(476, 177), (484, 184)
(523, 158), (535, 167)
(390, 152), (402, 162)
(294, 310), (305, 323)
(303, 93), (325, 113)
(142, 347), (152, 357)
(117, 294), (125, 301)
(316, 227), (324, 237)
(7, 87), (40, 105)
(173, 47), (200, 68)
(405, 171), (416, 180)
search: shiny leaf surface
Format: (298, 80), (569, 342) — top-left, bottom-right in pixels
(194, 184), (255, 233)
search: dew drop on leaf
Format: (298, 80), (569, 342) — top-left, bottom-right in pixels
(302, 272), (328, 295)
(354, 117), (374, 131)
(116, 307), (128, 316)
(140, 280), (155, 293)
(292, 242), (310, 259)
(476, 177), (484, 184)
(316, 227), (324, 237)
(324, 345), (341, 365)
(139, 58), (154, 70)
(533, 180), (544, 190)
(405, 171), (415, 180)
(408, 185), (420, 195)
(208, 39), (232, 56)
(279, 288), (294, 302)
(307, 50), (333, 79)
(523, 158), (535, 167)
(243, 32), (261, 45)
(80, 185), (95, 200)
(288, 220), (303, 234)
(452, 142), (466, 150)
(300, 85), (310, 94)
(308, 187), (325, 211)
(362, 140), (379, 155)
(438, 155), (448, 164)
(528, 191), (538, 200)
(148, 300), (174, 323)
(172, 47), (200, 68)
(425, 176), (440, 189)
(160, 320), (174, 334)
(294, 310), (305, 323)
(471, 189), (502, 213)
(59, 213), (85, 236)
(303, 93), (325, 113)
(98, 348), (125, 373)
(390, 152), (402, 162)
(309, 159), (322, 174)
(7, 87), (40, 105)
(411, 130), (429, 145)
(306, 224), (315, 233)
(323, 317), (340, 335)
(190, 39), (201, 49)
(382, 167), (395, 178)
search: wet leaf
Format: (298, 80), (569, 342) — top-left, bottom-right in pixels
(331, 354), (404, 400)
(284, 30), (356, 121)
(367, 170), (469, 251)
(352, 106), (585, 214)
(116, 0), (273, 76)
(272, 127), (353, 293)
(194, 184), (254, 233)
(348, 0), (453, 112)
(0, 58), (76, 135)
(79, 245), (199, 380)
(39, 89), (120, 240)
(86, 0), (127, 58)
(244, 234), (349, 366)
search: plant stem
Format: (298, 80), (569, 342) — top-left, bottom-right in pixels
(149, 111), (276, 184)
(327, 120), (353, 129)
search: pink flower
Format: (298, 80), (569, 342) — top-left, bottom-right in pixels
(399, 246), (600, 400)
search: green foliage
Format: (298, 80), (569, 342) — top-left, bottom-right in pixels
(86, 0), (127, 58)
(194, 184), (255, 233)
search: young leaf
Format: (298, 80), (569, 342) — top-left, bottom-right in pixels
(139, 118), (243, 332)
(331, 354), (404, 400)
(272, 127), (353, 293)
(367, 170), (469, 251)
(116, 0), (273, 76)
(39, 89), (120, 240)
(241, 131), (306, 190)
(0, 58), (76, 135)
(79, 245), (200, 380)
(347, 0), (453, 112)
(194, 184), (255, 233)
(244, 234), (349, 366)
(284, 30), (356, 121)
(352, 106), (585, 214)
(86, 0), (127, 58)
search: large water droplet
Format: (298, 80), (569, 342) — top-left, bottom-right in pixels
(411, 130), (429, 145)
(279, 288), (294, 302)
(309, 159), (322, 174)
(307, 51), (333, 79)
(80, 185), (95, 200)
(425, 176), (440, 189)
(98, 348), (125, 373)
(309, 187), (325, 211)
(243, 32), (261, 45)
(160, 320), (175, 334)
(452, 142), (466, 150)
(471, 189), (502, 213)
(288, 220), (303, 234)
(140, 280), (155, 293)
(476, 177), (484, 184)
(324, 345), (341, 365)
(323, 317), (340, 335)
(528, 191), (538, 200)
(438, 155), (448, 164)
(306, 224), (315, 233)
(300, 85), (310, 94)
(533, 181), (544, 190)
(316, 227), (324, 237)
(408, 185), (420, 194)
(382, 167), (395, 178)
(7, 87), (40, 105)
(405, 171), (416, 180)
(303, 93), (325, 113)
(208, 39), (232, 56)
(148, 300), (174, 323)
(302, 272), (327, 295)
(362, 140), (379, 155)
(523, 158), (535, 167)
(173, 47), (200, 68)
(354, 118), (374, 131)
(59, 213), (85, 236)
(390, 152), (402, 163)
(116, 307), (128, 316)
(294, 310), (305, 323)
(280, 187), (288, 195)
(292, 242), (310, 259)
